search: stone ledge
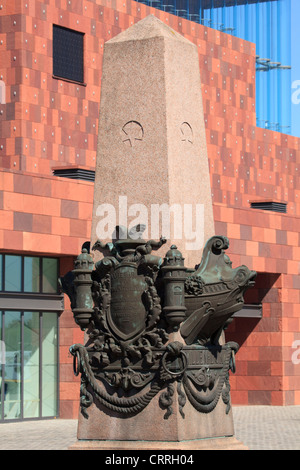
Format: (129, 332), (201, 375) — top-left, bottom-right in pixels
(68, 436), (248, 450)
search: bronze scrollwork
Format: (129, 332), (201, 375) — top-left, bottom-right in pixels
(60, 228), (256, 420)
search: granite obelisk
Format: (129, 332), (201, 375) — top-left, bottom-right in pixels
(91, 15), (215, 267)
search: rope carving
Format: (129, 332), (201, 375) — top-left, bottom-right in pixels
(71, 344), (162, 417)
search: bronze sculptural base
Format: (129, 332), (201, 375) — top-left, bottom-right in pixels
(69, 357), (248, 450)
(68, 332), (248, 450)
(61, 232), (255, 451)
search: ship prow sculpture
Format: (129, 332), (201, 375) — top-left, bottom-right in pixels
(60, 227), (256, 438)
(182, 235), (256, 346)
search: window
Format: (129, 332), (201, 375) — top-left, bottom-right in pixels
(53, 25), (84, 84)
(24, 256), (40, 293)
(0, 310), (58, 421)
(4, 255), (21, 292)
(42, 258), (59, 294)
(0, 255), (61, 421)
(0, 255), (59, 294)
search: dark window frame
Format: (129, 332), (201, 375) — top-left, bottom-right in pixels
(0, 254), (59, 295)
(52, 24), (85, 85)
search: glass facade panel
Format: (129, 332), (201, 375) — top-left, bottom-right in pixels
(42, 258), (58, 294)
(0, 314), (2, 420)
(4, 255), (22, 292)
(136, 0), (292, 133)
(0, 254), (2, 291)
(24, 257), (40, 293)
(4, 312), (21, 420)
(0, 311), (58, 421)
(42, 312), (58, 417)
(0, 255), (58, 294)
(0, 254), (60, 422)
(23, 312), (40, 418)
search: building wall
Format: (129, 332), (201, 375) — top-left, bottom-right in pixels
(0, 0), (299, 417)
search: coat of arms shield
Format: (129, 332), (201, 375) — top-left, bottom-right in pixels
(107, 263), (148, 341)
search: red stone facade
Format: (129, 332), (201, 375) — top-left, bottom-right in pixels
(0, 0), (299, 417)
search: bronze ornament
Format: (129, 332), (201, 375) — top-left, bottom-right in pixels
(60, 228), (256, 420)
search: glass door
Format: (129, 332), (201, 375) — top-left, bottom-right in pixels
(3, 311), (21, 420)
(0, 311), (59, 421)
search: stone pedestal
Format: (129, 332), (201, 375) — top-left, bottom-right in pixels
(69, 384), (247, 449)
(68, 332), (247, 450)
(76, 397), (233, 442)
(69, 438), (247, 451)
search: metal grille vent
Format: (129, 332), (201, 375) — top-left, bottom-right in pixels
(250, 202), (287, 213)
(53, 168), (95, 182)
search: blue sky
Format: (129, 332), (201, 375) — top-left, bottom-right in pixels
(291, 0), (300, 137)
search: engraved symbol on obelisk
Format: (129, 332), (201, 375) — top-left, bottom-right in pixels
(122, 121), (144, 147)
(180, 122), (193, 144)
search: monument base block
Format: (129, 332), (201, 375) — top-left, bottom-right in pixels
(68, 390), (248, 451)
(68, 437), (248, 451)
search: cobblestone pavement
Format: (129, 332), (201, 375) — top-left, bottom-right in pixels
(232, 406), (300, 450)
(0, 406), (299, 450)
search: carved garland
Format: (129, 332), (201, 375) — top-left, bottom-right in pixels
(182, 347), (232, 414)
(70, 341), (238, 419)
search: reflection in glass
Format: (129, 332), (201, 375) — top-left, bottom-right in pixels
(42, 258), (58, 294)
(0, 254), (2, 291)
(24, 257), (40, 293)
(4, 312), (21, 420)
(135, 0), (291, 132)
(0, 315), (2, 420)
(0, 310), (58, 421)
(5, 256), (22, 292)
(24, 312), (40, 418)
(42, 313), (57, 417)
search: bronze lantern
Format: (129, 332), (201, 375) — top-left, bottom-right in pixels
(161, 245), (187, 329)
(72, 248), (94, 330)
